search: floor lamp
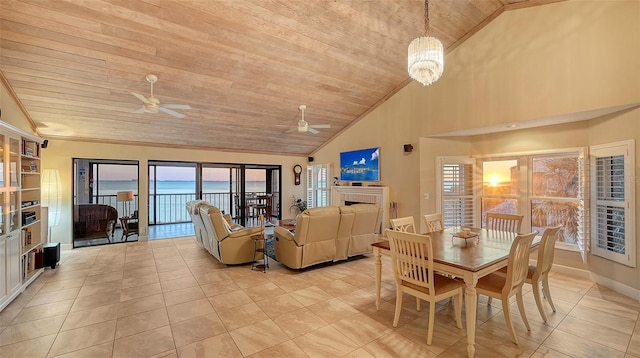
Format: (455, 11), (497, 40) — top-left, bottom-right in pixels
(41, 169), (61, 243)
(117, 191), (135, 218)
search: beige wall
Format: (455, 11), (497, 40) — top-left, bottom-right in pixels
(419, 0), (639, 136)
(0, 80), (33, 133)
(314, 0), (640, 290)
(40, 140), (306, 246)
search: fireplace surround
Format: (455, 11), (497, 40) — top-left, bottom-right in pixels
(331, 186), (389, 230)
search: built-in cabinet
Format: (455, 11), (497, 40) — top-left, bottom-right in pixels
(0, 121), (44, 311)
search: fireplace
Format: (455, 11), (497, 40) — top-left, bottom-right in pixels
(331, 186), (389, 229)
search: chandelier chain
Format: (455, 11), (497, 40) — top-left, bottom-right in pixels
(424, 0), (430, 36)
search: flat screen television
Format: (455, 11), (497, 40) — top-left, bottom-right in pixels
(339, 147), (380, 182)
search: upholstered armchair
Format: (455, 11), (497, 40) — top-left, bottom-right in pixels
(186, 200), (210, 248)
(199, 204), (263, 265)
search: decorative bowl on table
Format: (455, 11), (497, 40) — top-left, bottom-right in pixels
(452, 230), (479, 239)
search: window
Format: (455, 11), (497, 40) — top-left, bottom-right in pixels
(447, 148), (588, 254)
(530, 153), (585, 251)
(437, 157), (475, 228)
(307, 164), (330, 208)
(481, 159), (519, 228)
(590, 140), (635, 267)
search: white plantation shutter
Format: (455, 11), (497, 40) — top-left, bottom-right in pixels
(579, 150), (589, 261)
(307, 164), (330, 208)
(306, 166), (314, 208)
(590, 140), (635, 267)
(437, 157), (475, 228)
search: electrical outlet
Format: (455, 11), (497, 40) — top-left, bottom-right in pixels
(423, 192), (430, 200)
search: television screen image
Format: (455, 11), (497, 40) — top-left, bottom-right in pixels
(340, 147), (380, 182)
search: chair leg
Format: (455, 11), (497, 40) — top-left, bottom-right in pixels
(427, 301), (436, 345)
(516, 290), (530, 331)
(487, 296), (493, 305)
(501, 298), (519, 345)
(454, 291), (463, 329)
(531, 279), (548, 322)
(416, 297), (421, 311)
(542, 275), (556, 312)
(392, 289), (403, 327)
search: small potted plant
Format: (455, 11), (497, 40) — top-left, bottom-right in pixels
(290, 195), (307, 216)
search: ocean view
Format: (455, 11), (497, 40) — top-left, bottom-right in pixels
(96, 180), (267, 195)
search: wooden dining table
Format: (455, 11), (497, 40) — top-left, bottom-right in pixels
(371, 228), (541, 358)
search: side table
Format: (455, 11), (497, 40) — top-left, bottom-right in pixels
(251, 234), (271, 272)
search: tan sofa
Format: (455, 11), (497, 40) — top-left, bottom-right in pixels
(274, 204), (382, 269)
(197, 204), (264, 265)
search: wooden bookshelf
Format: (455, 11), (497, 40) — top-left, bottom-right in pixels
(0, 121), (44, 312)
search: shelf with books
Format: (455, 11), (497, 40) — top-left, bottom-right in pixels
(0, 123), (45, 312)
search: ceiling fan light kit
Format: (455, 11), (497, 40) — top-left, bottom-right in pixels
(292, 104), (330, 135)
(131, 74), (191, 118)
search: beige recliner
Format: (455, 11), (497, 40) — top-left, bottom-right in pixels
(274, 206), (342, 269)
(186, 200), (210, 248)
(199, 204), (263, 265)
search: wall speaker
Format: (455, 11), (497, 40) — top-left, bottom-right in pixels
(308, 156), (314, 162)
(403, 144), (413, 153)
(42, 139), (49, 149)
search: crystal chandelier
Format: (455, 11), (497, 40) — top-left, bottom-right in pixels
(408, 0), (444, 86)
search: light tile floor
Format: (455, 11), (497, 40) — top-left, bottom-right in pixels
(1, 236), (639, 357)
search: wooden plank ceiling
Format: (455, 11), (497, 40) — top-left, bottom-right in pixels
(0, 0), (553, 156)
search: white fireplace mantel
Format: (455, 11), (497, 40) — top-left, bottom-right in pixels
(331, 186), (389, 229)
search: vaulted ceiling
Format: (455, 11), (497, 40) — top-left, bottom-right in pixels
(0, 0), (557, 156)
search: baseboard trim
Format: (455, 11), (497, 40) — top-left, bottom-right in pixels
(532, 259), (640, 302)
(550, 263), (592, 280)
(589, 271), (640, 302)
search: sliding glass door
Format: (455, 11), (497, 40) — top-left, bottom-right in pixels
(149, 161), (281, 228)
(72, 159), (139, 247)
(148, 162), (196, 225)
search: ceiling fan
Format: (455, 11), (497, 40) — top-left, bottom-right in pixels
(131, 74), (191, 119)
(290, 104), (330, 134)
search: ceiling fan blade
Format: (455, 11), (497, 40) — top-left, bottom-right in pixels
(309, 124), (330, 129)
(307, 127), (320, 134)
(132, 107), (145, 114)
(159, 106), (186, 118)
(131, 92), (151, 104)
(162, 104), (191, 110)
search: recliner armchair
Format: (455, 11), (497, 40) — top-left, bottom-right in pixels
(186, 200), (210, 248)
(198, 204), (263, 265)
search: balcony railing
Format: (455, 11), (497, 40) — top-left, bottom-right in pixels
(92, 192), (280, 225)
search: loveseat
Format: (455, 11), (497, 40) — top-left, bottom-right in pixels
(274, 204), (382, 269)
(197, 204), (264, 265)
(73, 204), (118, 245)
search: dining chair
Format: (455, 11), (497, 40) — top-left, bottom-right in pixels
(389, 216), (420, 309)
(385, 229), (464, 345)
(475, 230), (538, 345)
(390, 216), (416, 233)
(485, 212), (524, 233)
(423, 213), (444, 233)
(254, 194), (273, 223)
(528, 225), (562, 322)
